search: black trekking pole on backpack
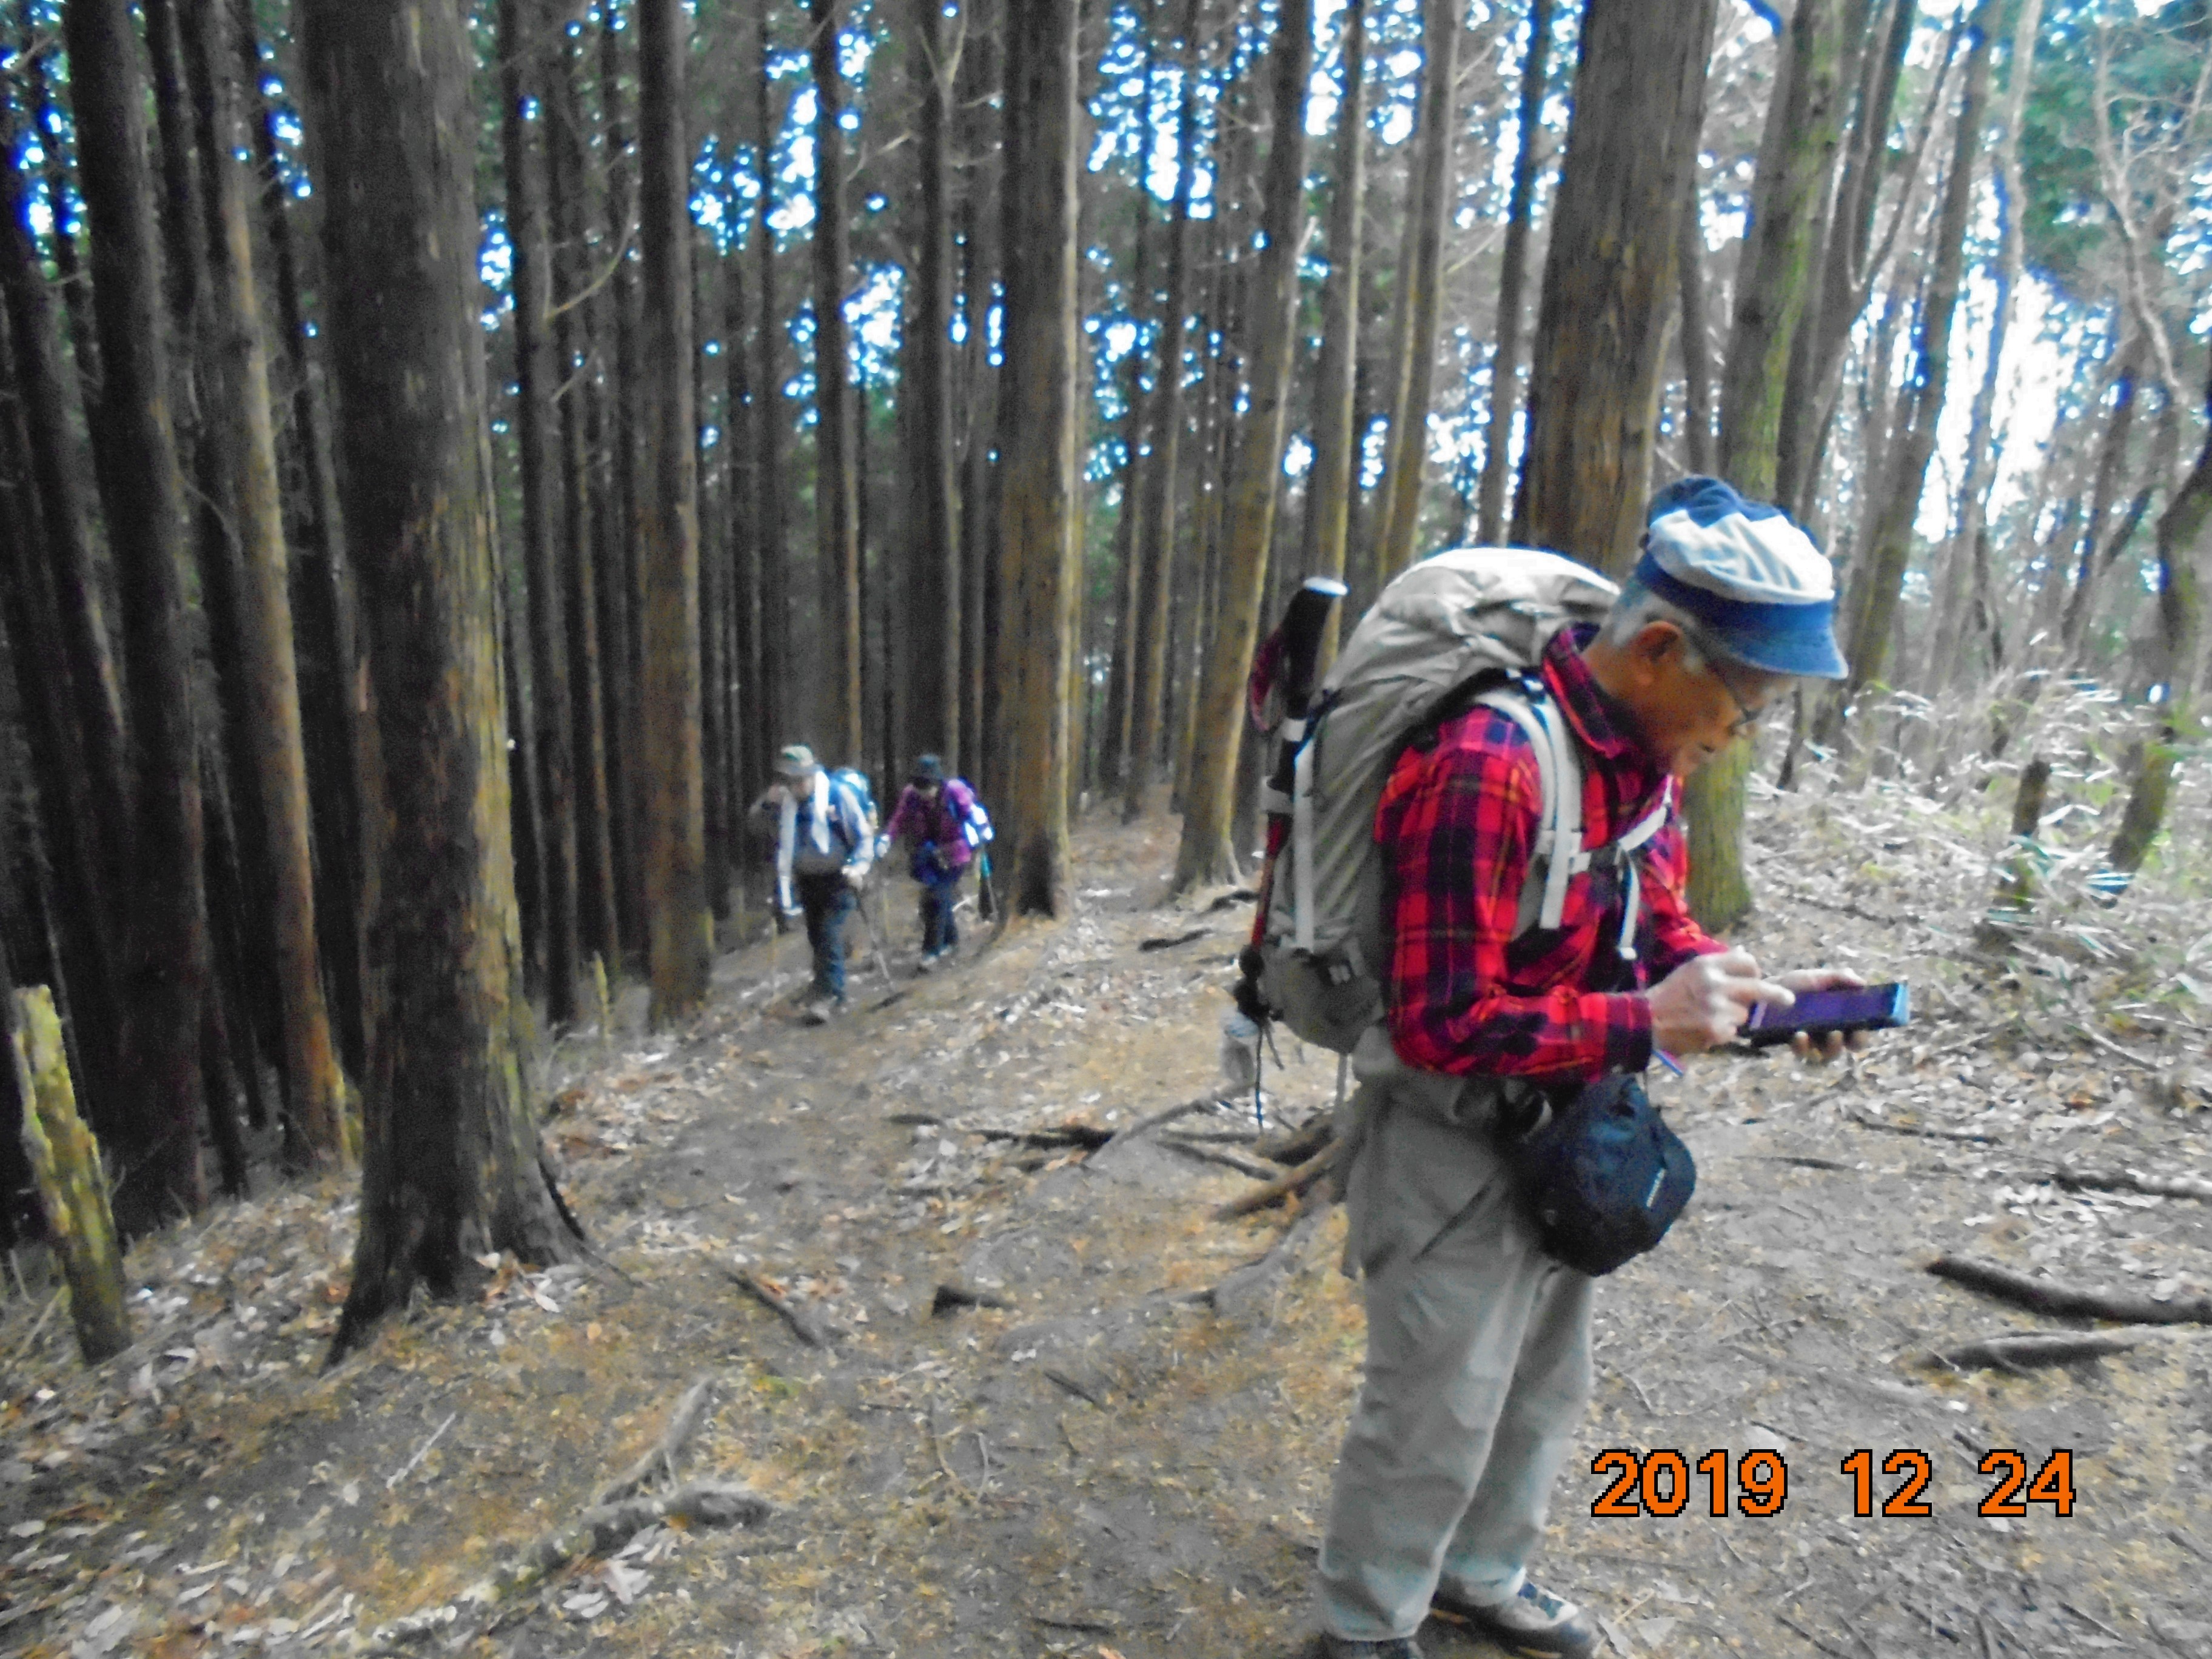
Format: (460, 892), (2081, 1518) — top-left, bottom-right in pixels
(1239, 577), (1349, 997)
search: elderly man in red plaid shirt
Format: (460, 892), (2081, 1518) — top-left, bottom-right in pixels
(1317, 479), (1865, 1659)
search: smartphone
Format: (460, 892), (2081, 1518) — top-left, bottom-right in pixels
(1740, 981), (1909, 1047)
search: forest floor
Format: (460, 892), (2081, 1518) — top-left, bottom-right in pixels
(1, 776), (2210, 1659)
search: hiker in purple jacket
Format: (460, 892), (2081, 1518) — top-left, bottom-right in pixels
(884, 755), (983, 972)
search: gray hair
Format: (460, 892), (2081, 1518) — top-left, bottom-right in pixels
(1601, 577), (1713, 672)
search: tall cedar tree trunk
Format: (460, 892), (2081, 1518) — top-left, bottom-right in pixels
(1174, 0), (1312, 891)
(1826, 0), (1993, 735)
(810, 0), (864, 761)
(1097, 8), (1158, 793)
(502, 0), (581, 1025)
(754, 12), (789, 781)
(1926, 0), (2042, 692)
(2059, 334), (2145, 661)
(599, 3), (645, 961)
(181, 0), (349, 1160)
(65, 0), (215, 1234)
(635, 0), (709, 1019)
(995, 0), (1081, 915)
(1513, 0), (1716, 575)
(1473, 0), (1549, 547)
(724, 218), (766, 869)
(21, 33), (104, 415)
(911, 0), (961, 761)
(237, 0), (371, 1084)
(0, 132), (130, 1048)
(551, 27), (620, 964)
(1120, 0), (1204, 820)
(1676, 161), (1715, 475)
(1301, 0), (1365, 668)
(0, 261), (126, 1147)
(2104, 358), (2212, 880)
(699, 246), (729, 919)
(302, 0), (578, 1356)
(1684, 0), (1848, 931)
(1775, 0), (1917, 519)
(1372, 0), (1458, 577)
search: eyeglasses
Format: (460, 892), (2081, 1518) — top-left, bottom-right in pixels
(1704, 657), (1768, 738)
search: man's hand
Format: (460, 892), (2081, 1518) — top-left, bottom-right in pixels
(843, 864), (868, 891)
(1649, 948), (1792, 1055)
(1774, 967), (1868, 1062)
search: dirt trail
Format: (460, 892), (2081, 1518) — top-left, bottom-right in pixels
(0, 803), (2207, 1658)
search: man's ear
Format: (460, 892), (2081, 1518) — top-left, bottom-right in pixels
(1627, 620), (1686, 682)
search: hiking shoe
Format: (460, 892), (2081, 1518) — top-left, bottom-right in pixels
(802, 997), (848, 1027)
(1432, 1581), (1597, 1659)
(1319, 1636), (1424, 1658)
(914, 953), (938, 976)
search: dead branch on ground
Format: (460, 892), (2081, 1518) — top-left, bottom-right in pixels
(1922, 1328), (2179, 1372)
(1213, 1138), (1343, 1220)
(1094, 1097), (1211, 1156)
(723, 1261), (837, 1347)
(1928, 1254), (2212, 1325)
(1207, 1198), (1338, 1321)
(592, 1374), (717, 1506)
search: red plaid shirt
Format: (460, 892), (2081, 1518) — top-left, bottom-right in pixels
(1379, 626), (1723, 1080)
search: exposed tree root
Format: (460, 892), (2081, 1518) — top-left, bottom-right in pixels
(1927, 1254), (2212, 1325)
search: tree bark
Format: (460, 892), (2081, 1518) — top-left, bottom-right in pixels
(911, 0), (962, 762)
(502, 0), (581, 1025)
(1513, 0), (1717, 577)
(753, 10), (789, 778)
(1120, 0), (1204, 820)
(19, 31), (103, 413)
(1926, 0), (2042, 694)
(1829, 0), (1994, 729)
(65, 0), (215, 1235)
(1475, 0), (1549, 546)
(1174, 0), (1312, 893)
(995, 0), (1082, 916)
(1302, 0), (1366, 668)
(632, 0), (710, 1020)
(1373, 0), (1460, 578)
(809, 0), (864, 762)
(599, 1), (646, 962)
(182, 0), (349, 1162)
(235, 0), (372, 1085)
(303, 0), (579, 1355)
(1675, 158), (1715, 477)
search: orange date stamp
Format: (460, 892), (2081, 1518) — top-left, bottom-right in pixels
(1589, 1447), (2078, 1519)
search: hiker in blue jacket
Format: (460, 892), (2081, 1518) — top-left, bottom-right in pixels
(749, 745), (874, 1022)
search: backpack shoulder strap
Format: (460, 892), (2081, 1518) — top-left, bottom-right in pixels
(1472, 680), (1585, 934)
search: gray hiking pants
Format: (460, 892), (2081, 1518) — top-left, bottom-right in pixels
(1317, 1037), (1594, 1642)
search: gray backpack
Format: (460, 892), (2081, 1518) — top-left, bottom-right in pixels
(1256, 547), (1672, 1055)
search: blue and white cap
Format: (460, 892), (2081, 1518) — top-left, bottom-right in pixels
(1634, 476), (1848, 680)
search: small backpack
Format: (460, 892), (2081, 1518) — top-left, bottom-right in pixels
(828, 766), (878, 848)
(947, 779), (993, 850)
(1255, 546), (1671, 1055)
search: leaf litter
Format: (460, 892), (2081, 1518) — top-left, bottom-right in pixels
(0, 734), (2205, 1655)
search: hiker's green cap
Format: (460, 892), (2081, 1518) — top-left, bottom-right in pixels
(776, 744), (816, 777)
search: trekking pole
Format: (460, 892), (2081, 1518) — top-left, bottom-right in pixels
(856, 874), (897, 990)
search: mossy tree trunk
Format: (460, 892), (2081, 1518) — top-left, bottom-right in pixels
(1687, 0), (1848, 933)
(66, 0), (215, 1236)
(809, 0), (864, 762)
(12, 984), (130, 1365)
(1513, 0), (1717, 577)
(301, 0), (580, 1358)
(1173, 0), (1312, 893)
(994, 0), (1082, 916)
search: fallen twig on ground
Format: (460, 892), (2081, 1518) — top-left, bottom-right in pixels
(1843, 1104), (1999, 1144)
(1213, 1138), (1343, 1220)
(352, 1482), (772, 1654)
(1922, 1329), (2174, 1372)
(723, 1261), (837, 1347)
(1253, 1114), (1335, 1168)
(931, 1281), (1011, 1315)
(2046, 1167), (2212, 1203)
(1927, 1254), (2212, 1325)
(1208, 1199), (1336, 1322)
(384, 1410), (457, 1492)
(591, 1374), (717, 1505)
(1158, 1135), (1279, 1181)
(974, 1122), (1114, 1150)
(1136, 929), (1210, 952)
(1042, 1366), (1107, 1407)
(1094, 1097), (1211, 1158)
